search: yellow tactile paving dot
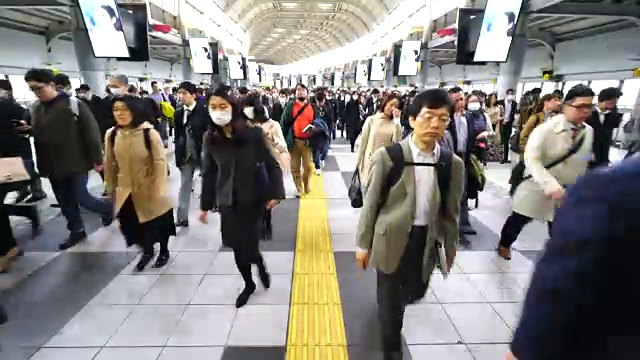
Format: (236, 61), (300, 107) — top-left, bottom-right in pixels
(286, 175), (349, 360)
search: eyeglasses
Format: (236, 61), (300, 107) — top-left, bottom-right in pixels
(417, 112), (450, 126)
(567, 103), (594, 111)
(29, 85), (46, 92)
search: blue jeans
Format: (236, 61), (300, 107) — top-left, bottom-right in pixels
(313, 142), (330, 170)
(49, 173), (112, 233)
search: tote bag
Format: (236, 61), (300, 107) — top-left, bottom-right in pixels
(0, 157), (30, 184)
(348, 169), (364, 208)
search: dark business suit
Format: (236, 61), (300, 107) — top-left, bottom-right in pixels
(446, 112), (475, 233)
(498, 99), (518, 162)
(586, 108), (622, 168)
(511, 157), (640, 360)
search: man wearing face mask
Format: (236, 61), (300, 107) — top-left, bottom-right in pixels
(281, 84), (318, 196)
(174, 81), (209, 227)
(586, 87), (622, 169)
(270, 89), (287, 122)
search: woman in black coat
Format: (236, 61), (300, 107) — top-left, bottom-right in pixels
(198, 86), (285, 308)
(344, 91), (363, 152)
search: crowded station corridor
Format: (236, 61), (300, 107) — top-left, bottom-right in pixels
(6, 139), (628, 360)
(1, 0), (639, 359)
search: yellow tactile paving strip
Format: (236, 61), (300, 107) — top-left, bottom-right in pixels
(286, 175), (349, 360)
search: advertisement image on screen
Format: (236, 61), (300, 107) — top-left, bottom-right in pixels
(189, 38), (213, 74)
(248, 62), (260, 84)
(355, 63), (368, 85)
(369, 56), (386, 81)
(228, 55), (245, 80)
(398, 40), (421, 76)
(333, 71), (343, 87)
(473, 0), (524, 62)
(78, 0), (130, 58)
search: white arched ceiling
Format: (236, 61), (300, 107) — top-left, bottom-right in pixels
(223, 0), (399, 64)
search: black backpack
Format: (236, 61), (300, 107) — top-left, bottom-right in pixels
(380, 143), (454, 216)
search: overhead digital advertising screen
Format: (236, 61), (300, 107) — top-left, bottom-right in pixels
(369, 56), (386, 81)
(356, 63), (368, 85)
(248, 61), (260, 84)
(188, 38), (213, 74)
(333, 71), (343, 87)
(473, 0), (524, 62)
(397, 40), (421, 76)
(228, 55), (245, 80)
(78, 0), (130, 58)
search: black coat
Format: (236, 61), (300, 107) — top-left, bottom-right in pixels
(200, 125), (285, 249)
(344, 101), (362, 140)
(173, 102), (209, 168)
(0, 98), (30, 159)
(586, 109), (622, 168)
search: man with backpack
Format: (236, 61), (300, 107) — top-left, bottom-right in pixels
(24, 69), (113, 250)
(355, 89), (464, 360)
(281, 83), (318, 196)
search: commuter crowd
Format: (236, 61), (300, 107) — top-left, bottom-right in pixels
(0, 69), (637, 359)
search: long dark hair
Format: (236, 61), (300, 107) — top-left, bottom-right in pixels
(242, 93), (268, 123)
(486, 93), (498, 107)
(100, 5), (123, 32)
(205, 85), (249, 144)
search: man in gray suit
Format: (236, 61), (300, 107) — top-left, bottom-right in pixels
(355, 89), (465, 360)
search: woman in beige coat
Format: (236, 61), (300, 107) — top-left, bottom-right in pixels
(356, 95), (403, 188)
(104, 96), (176, 271)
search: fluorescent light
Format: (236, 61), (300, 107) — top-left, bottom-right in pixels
(299, 30), (310, 34)
(281, 2), (297, 7)
(318, 3), (333, 9)
(274, 28), (286, 32)
(292, 35), (301, 39)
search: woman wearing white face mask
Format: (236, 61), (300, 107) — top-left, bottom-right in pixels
(465, 93), (494, 164)
(199, 86), (285, 308)
(242, 94), (290, 239)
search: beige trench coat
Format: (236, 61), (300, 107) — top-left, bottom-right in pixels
(512, 114), (593, 222)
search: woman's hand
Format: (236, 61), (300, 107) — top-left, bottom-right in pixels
(198, 211), (209, 224)
(392, 108), (401, 119)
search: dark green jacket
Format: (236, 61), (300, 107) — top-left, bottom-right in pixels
(280, 99), (318, 150)
(30, 95), (103, 178)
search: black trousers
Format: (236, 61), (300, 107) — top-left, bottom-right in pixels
(499, 211), (553, 249)
(377, 226), (428, 357)
(233, 246), (265, 286)
(0, 187), (39, 256)
(501, 122), (512, 161)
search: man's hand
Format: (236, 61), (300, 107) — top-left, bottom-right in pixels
(266, 199), (281, 210)
(198, 211), (208, 224)
(545, 188), (564, 201)
(355, 248), (369, 270)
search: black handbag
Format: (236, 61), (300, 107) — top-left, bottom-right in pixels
(0, 304), (7, 325)
(348, 169), (364, 208)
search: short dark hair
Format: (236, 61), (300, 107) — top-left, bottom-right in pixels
(371, 88), (380, 95)
(178, 81), (198, 95)
(54, 73), (71, 87)
(237, 86), (249, 95)
(151, 81), (158, 87)
(552, 89), (564, 100)
(408, 89), (452, 118)
(565, 84), (595, 103)
(0, 79), (12, 92)
(113, 74), (128, 86)
(598, 87), (621, 102)
(24, 68), (55, 84)
(448, 86), (463, 94)
(279, 89), (288, 96)
(506, 88), (515, 94)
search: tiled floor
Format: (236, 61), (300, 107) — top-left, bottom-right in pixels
(0, 139), (553, 360)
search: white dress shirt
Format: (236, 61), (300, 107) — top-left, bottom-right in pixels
(183, 102), (196, 125)
(409, 138), (439, 226)
(454, 112), (467, 154)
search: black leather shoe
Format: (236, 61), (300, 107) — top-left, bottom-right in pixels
(102, 214), (114, 227)
(258, 267), (271, 289)
(235, 283), (256, 308)
(59, 231), (87, 251)
(175, 220), (189, 228)
(135, 252), (155, 272)
(153, 252), (170, 268)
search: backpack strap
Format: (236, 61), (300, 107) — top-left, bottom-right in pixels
(380, 143), (405, 208)
(142, 128), (152, 156)
(435, 148), (453, 216)
(29, 101), (41, 126)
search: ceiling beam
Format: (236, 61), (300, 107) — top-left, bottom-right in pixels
(247, 9), (369, 34)
(249, 22), (348, 48)
(531, 2), (640, 25)
(526, 0), (565, 13)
